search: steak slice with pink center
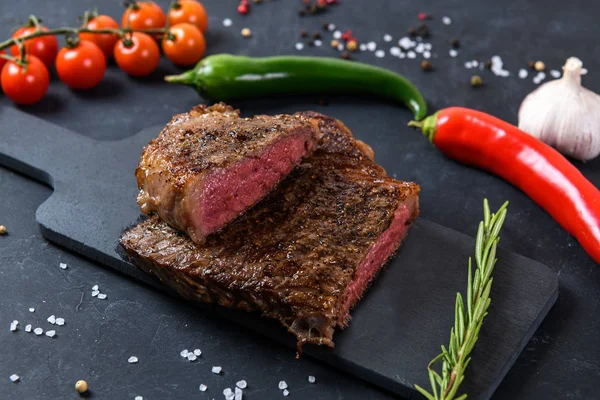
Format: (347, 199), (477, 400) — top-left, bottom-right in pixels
(121, 111), (419, 351)
(136, 103), (321, 244)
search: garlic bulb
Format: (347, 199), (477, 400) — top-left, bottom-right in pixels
(518, 57), (600, 161)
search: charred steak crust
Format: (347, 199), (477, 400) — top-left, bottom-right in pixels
(121, 111), (420, 350)
(136, 103), (321, 244)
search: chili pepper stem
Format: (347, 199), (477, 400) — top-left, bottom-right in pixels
(408, 111), (439, 142)
(164, 70), (196, 85)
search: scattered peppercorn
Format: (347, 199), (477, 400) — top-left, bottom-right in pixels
(322, 22), (330, 30)
(237, 2), (249, 15)
(346, 40), (358, 51)
(307, 39), (315, 46)
(421, 60), (433, 71)
(330, 39), (340, 48)
(241, 28), (252, 38)
(485, 59), (493, 69)
(340, 52), (351, 60)
(313, 31), (322, 40)
(470, 75), (483, 87)
(417, 12), (432, 20)
(300, 29), (308, 37)
(450, 39), (460, 48)
(416, 23), (430, 38)
(408, 27), (417, 37)
(528, 60), (536, 69)
(75, 380), (88, 394)
(299, 8), (307, 16)
(534, 61), (546, 71)
(0, 225), (6, 235)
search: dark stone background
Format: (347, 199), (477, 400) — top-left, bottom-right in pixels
(0, 0), (598, 399)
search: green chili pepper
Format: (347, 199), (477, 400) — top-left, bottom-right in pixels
(165, 54), (427, 120)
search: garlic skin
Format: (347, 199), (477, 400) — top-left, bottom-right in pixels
(518, 57), (600, 161)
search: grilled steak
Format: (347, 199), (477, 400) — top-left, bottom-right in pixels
(121, 112), (420, 350)
(136, 103), (321, 244)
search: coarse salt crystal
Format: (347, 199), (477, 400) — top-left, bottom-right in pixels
(550, 69), (561, 78)
(398, 37), (413, 49)
(295, 43), (304, 51)
(25, 324), (32, 332)
(223, 388), (233, 396)
(308, 375), (316, 383)
(226, 394), (234, 400)
(337, 43), (344, 51)
(212, 366), (222, 374)
(283, 389), (290, 397)
(199, 384), (207, 392)
(449, 49), (458, 58)
(10, 321), (18, 332)
(29, 308), (35, 313)
(97, 293), (107, 300)
(333, 30), (342, 39)
(366, 41), (377, 51)
(59, 263), (67, 269)
(223, 18), (232, 27)
(383, 34), (392, 42)
(399, 52), (406, 59)
(390, 47), (401, 56)
(236, 380), (247, 389)
(533, 72), (546, 84)
(193, 349), (202, 356)
(424, 43), (432, 50)
(128, 356), (139, 364)
(359, 43), (367, 51)
(375, 50), (385, 58)
(442, 16), (452, 25)
(187, 353), (197, 361)
(180, 349), (189, 358)
(55, 318), (65, 326)
(407, 51), (416, 59)
(45, 330), (56, 338)
(235, 387), (243, 400)
(135, 397), (143, 400)
(415, 43), (425, 53)
(278, 381), (288, 390)
(472, 60), (479, 68)
(423, 51), (431, 59)
(464, 61), (473, 69)
(9, 374), (19, 383)
(327, 24), (335, 32)
(34, 327), (43, 335)
(314, 40), (322, 47)
(92, 285), (99, 291)
(92, 291), (99, 297)
(47, 315), (56, 324)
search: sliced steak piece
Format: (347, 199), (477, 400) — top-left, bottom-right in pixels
(136, 103), (321, 244)
(121, 112), (420, 351)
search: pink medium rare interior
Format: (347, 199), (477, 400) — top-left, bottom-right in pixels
(338, 203), (412, 325)
(197, 134), (311, 237)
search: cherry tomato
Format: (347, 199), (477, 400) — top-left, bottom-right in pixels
(56, 40), (106, 90)
(121, 1), (166, 31)
(10, 26), (58, 68)
(79, 15), (120, 59)
(1, 55), (49, 105)
(162, 23), (205, 66)
(168, 0), (208, 33)
(114, 32), (160, 77)
(0, 50), (7, 72)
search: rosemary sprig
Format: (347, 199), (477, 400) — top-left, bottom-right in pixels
(415, 199), (509, 400)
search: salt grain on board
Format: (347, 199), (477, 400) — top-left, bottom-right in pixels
(278, 381), (288, 390)
(383, 34), (392, 42)
(212, 366), (222, 374)
(333, 30), (342, 39)
(337, 43), (344, 51)
(550, 69), (561, 78)
(359, 43), (367, 51)
(398, 37), (413, 49)
(25, 324), (32, 332)
(10, 321), (18, 332)
(45, 330), (56, 338)
(180, 349), (189, 358)
(223, 18), (232, 27)
(327, 24), (335, 32)
(223, 388), (233, 396)
(135, 397), (143, 400)
(193, 349), (202, 356)
(187, 353), (197, 362)
(518, 69), (528, 79)
(295, 43), (304, 51)
(308, 375), (316, 383)
(390, 47), (401, 56)
(9, 374), (19, 383)
(366, 41), (377, 51)
(236, 380), (247, 389)
(128, 356), (139, 364)
(199, 383), (207, 392)
(449, 49), (458, 58)
(442, 16), (452, 25)
(34, 328), (43, 335)
(29, 308), (35, 313)
(423, 51), (431, 59)
(407, 51), (416, 59)
(92, 291), (99, 297)
(235, 387), (243, 400)
(97, 293), (107, 300)
(314, 40), (322, 47)
(55, 318), (65, 326)
(283, 389), (290, 397)
(533, 72), (546, 84)
(59, 263), (67, 269)
(375, 50), (385, 58)
(92, 285), (99, 291)
(47, 315), (56, 324)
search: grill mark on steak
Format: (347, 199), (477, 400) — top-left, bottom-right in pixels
(136, 103), (321, 244)
(121, 111), (420, 352)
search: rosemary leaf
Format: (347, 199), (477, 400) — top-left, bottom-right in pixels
(415, 200), (509, 400)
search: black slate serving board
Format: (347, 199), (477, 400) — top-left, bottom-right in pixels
(0, 106), (558, 400)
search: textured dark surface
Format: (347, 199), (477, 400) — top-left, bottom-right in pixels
(0, 0), (598, 399)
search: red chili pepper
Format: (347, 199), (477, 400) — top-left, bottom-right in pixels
(410, 107), (600, 263)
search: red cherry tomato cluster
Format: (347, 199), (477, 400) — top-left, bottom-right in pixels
(0, 0), (209, 105)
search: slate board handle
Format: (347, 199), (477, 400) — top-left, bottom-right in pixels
(0, 106), (94, 187)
